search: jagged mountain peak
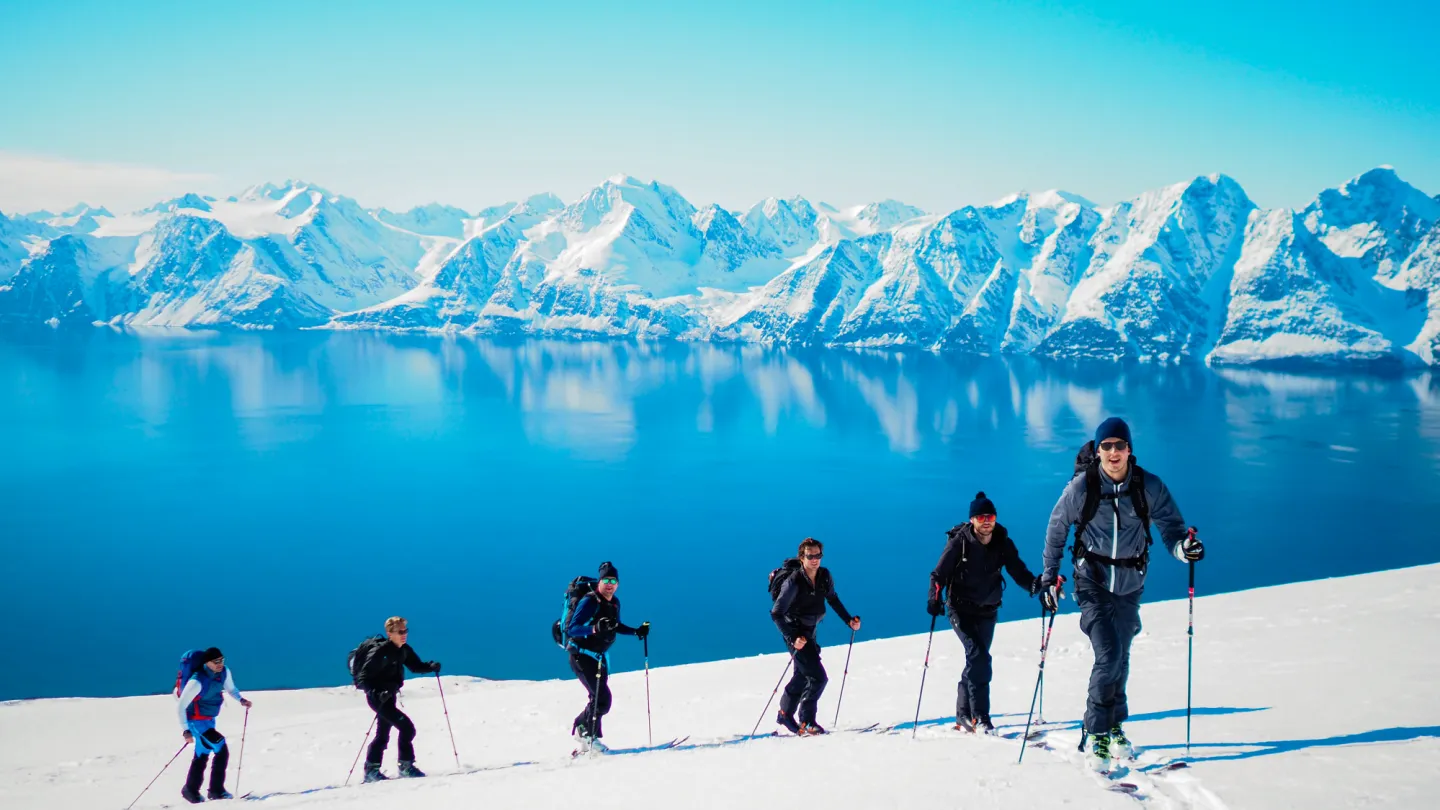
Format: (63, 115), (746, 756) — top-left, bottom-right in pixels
(236, 180), (331, 203)
(1306, 166), (1440, 224)
(59, 202), (113, 218)
(141, 193), (213, 215)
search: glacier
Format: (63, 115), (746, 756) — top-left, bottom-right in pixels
(2, 167), (1438, 368)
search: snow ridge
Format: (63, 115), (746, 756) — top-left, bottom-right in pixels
(2, 169), (1439, 367)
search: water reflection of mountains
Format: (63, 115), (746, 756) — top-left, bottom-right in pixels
(6, 330), (1437, 456)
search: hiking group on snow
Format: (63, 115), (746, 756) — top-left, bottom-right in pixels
(163, 415), (1205, 803)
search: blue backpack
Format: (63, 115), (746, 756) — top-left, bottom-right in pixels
(550, 576), (599, 649)
(174, 649), (206, 695)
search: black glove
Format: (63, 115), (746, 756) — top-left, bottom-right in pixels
(635, 622), (650, 640)
(371, 689), (393, 704)
(1037, 574), (1061, 613)
(428, 661), (441, 673)
(927, 578), (945, 617)
(1182, 538), (1205, 562)
(594, 617), (618, 633)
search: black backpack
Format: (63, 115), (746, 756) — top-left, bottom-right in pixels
(768, 559), (831, 606)
(768, 558), (802, 603)
(551, 575), (599, 649)
(348, 635), (385, 688)
(1071, 441), (1153, 569)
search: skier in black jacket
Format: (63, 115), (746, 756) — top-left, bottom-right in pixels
(354, 616), (440, 782)
(772, 537), (861, 735)
(564, 561), (650, 753)
(928, 492), (1040, 734)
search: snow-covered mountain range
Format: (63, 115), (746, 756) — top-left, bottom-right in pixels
(3, 169), (1438, 367)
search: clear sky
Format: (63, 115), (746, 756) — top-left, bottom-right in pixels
(1, 0), (1436, 215)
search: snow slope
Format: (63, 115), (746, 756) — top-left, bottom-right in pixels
(4, 169), (1440, 366)
(3, 565), (1436, 810)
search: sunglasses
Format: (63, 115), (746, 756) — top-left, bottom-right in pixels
(599, 578), (619, 585)
(1098, 440), (1129, 452)
(972, 514), (997, 523)
(803, 553), (823, 560)
(392, 629), (408, 635)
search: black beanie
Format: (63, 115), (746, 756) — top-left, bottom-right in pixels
(597, 561), (620, 581)
(201, 647), (224, 664)
(1095, 417), (1132, 448)
(968, 491), (996, 519)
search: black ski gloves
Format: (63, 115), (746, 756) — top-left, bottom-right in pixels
(427, 661), (441, 673)
(927, 580), (944, 616)
(594, 617), (618, 633)
(1182, 530), (1205, 562)
(1037, 574), (1064, 613)
(635, 622), (650, 640)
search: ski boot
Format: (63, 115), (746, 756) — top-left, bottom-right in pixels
(798, 722), (827, 736)
(397, 760), (426, 778)
(571, 728), (592, 757)
(1110, 725), (1134, 760)
(180, 786), (204, 804)
(775, 709), (801, 734)
(954, 715), (977, 733)
(589, 738), (611, 754)
(207, 788), (234, 800)
(362, 764), (388, 783)
(1086, 732), (1113, 772)
(977, 716), (996, 735)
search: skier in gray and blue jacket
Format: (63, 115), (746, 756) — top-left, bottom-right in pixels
(1039, 417), (1204, 765)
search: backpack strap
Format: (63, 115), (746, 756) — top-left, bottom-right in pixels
(1072, 462), (1154, 572)
(1071, 467), (1102, 564)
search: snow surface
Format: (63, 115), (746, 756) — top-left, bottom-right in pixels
(4, 169), (1440, 366)
(3, 565), (1437, 809)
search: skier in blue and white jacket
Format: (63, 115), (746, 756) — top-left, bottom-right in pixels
(175, 647), (251, 803)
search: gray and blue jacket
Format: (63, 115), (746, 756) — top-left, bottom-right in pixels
(1042, 463), (1189, 596)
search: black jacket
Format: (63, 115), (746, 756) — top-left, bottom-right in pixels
(565, 593), (637, 655)
(772, 567), (854, 644)
(356, 641), (430, 693)
(930, 523), (1037, 615)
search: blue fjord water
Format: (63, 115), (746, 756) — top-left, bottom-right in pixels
(2, 330), (1438, 701)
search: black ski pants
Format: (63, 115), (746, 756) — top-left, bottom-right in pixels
(184, 729), (228, 795)
(365, 690), (417, 765)
(779, 639), (828, 725)
(570, 652), (611, 738)
(948, 608), (998, 721)
(1076, 580), (1143, 734)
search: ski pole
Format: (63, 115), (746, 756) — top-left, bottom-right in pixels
(1037, 601), (1046, 723)
(911, 614), (938, 739)
(643, 636), (654, 747)
(750, 648), (795, 738)
(344, 715), (377, 786)
(235, 705), (250, 796)
(583, 654), (607, 745)
(435, 671), (461, 768)
(832, 625), (857, 727)
(1019, 603), (1061, 763)
(1186, 527), (1197, 756)
(124, 741), (189, 810)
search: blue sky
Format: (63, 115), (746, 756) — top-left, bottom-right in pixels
(1, 0), (1436, 214)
